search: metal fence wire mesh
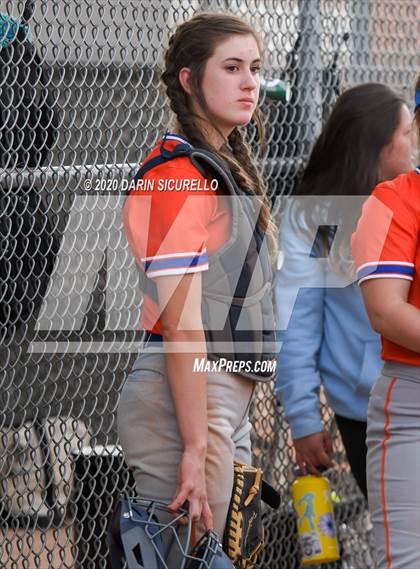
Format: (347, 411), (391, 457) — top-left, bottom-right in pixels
(0, 0), (418, 567)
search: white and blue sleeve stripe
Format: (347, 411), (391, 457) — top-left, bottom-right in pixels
(141, 249), (209, 278)
(356, 261), (415, 285)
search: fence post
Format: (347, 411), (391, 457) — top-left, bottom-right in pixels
(297, 0), (323, 152)
(349, 0), (374, 83)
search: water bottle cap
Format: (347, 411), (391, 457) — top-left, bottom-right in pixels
(260, 78), (291, 103)
(294, 467), (304, 477)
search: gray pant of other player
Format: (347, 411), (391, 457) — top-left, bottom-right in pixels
(367, 361), (420, 569)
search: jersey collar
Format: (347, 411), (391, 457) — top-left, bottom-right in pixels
(161, 131), (192, 147)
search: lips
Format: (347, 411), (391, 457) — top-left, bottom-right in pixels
(238, 98), (254, 104)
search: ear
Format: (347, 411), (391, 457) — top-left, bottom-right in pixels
(179, 67), (192, 95)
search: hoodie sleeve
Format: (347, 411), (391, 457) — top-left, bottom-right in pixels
(275, 206), (326, 439)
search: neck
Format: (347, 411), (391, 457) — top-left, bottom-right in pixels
(175, 119), (231, 151)
(202, 123), (228, 150)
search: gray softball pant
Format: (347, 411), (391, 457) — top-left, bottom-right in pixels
(117, 346), (254, 540)
(367, 361), (420, 569)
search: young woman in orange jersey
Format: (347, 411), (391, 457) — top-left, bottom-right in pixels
(117, 11), (276, 550)
(352, 75), (420, 569)
(276, 83), (412, 500)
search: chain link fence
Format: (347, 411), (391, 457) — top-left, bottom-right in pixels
(0, 0), (418, 567)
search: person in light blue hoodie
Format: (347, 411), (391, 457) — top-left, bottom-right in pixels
(275, 83), (413, 497)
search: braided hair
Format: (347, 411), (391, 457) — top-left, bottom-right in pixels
(161, 12), (277, 255)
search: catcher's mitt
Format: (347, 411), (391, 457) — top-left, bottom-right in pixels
(223, 461), (280, 569)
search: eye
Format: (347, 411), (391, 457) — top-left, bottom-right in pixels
(226, 65), (239, 72)
(251, 66), (261, 74)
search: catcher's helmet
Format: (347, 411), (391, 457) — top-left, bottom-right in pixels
(108, 498), (234, 569)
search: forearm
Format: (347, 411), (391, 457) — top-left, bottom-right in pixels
(164, 328), (208, 453)
(369, 301), (420, 352)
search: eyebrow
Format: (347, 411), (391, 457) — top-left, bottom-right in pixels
(222, 57), (261, 64)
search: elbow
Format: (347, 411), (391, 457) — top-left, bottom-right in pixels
(160, 322), (184, 342)
(160, 322), (204, 343)
(367, 310), (388, 336)
(160, 323), (177, 341)
(368, 312), (381, 334)
(370, 320), (384, 336)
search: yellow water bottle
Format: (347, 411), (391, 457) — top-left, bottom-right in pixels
(292, 474), (340, 565)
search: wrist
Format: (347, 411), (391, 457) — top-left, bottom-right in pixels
(183, 443), (207, 458)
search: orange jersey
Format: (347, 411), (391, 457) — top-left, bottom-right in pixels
(351, 168), (420, 365)
(123, 134), (231, 334)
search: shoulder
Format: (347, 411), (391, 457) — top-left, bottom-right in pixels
(372, 170), (420, 213)
(131, 142), (216, 208)
(140, 145), (207, 183)
(280, 202), (308, 244)
(137, 147), (213, 203)
(148, 161), (207, 189)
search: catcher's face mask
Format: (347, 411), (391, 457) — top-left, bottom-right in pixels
(108, 498), (234, 569)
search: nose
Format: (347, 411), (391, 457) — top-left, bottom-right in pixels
(241, 69), (259, 91)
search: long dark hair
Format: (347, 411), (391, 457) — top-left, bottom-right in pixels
(161, 12), (277, 254)
(290, 83), (405, 278)
(297, 83), (405, 198)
